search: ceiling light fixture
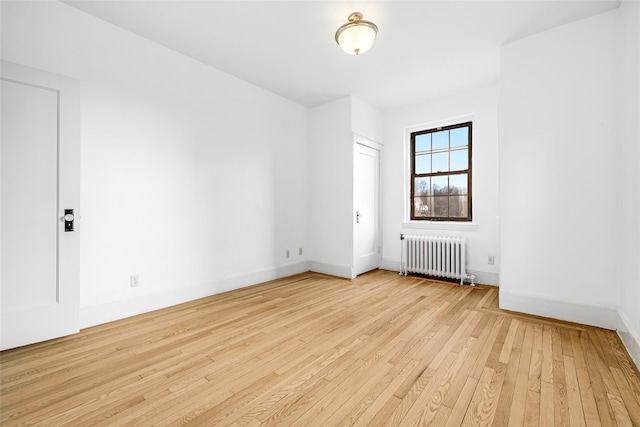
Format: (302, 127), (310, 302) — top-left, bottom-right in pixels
(335, 12), (378, 55)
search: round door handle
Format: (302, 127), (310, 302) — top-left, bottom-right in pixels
(64, 213), (74, 222)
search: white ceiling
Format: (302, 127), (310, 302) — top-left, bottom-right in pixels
(64, 0), (620, 111)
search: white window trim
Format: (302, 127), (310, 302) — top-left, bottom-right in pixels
(401, 221), (478, 231)
(404, 113), (476, 230)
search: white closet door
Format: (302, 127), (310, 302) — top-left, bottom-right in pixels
(1, 61), (80, 350)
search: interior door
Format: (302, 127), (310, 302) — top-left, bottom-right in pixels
(1, 61), (80, 350)
(354, 142), (380, 276)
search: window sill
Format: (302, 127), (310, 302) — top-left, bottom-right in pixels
(401, 221), (478, 232)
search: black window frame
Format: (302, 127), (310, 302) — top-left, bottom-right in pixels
(410, 121), (472, 222)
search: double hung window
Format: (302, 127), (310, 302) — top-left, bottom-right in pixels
(410, 122), (472, 221)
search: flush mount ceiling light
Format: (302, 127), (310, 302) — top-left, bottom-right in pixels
(335, 12), (378, 55)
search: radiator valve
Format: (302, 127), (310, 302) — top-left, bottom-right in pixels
(466, 274), (476, 287)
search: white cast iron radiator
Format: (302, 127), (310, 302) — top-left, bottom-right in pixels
(400, 234), (468, 285)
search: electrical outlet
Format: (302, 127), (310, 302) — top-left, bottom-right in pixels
(298, 247), (303, 256)
(130, 274), (140, 287)
(286, 250), (290, 259)
(488, 256), (495, 265)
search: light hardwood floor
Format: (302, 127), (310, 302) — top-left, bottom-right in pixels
(1, 270), (639, 426)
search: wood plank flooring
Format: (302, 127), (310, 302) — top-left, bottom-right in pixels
(1, 270), (639, 426)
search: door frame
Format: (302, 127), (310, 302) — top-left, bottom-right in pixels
(1, 60), (81, 350)
(352, 134), (382, 277)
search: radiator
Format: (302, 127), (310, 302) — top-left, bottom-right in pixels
(401, 234), (468, 285)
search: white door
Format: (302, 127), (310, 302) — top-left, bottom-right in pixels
(1, 61), (80, 350)
(354, 142), (380, 275)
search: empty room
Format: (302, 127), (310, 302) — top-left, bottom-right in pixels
(1, 0), (639, 425)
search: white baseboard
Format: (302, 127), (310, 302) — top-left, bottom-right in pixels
(500, 290), (639, 371)
(499, 289), (619, 330)
(617, 311), (640, 371)
(80, 261), (310, 329)
(309, 261), (354, 279)
(76, 263), (640, 373)
(466, 270), (499, 286)
(380, 259), (500, 286)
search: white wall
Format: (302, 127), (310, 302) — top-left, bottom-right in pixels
(499, 9), (622, 328)
(616, 0), (640, 368)
(308, 97), (354, 277)
(1, 1), (309, 327)
(352, 96), (383, 143)
(308, 96), (382, 278)
(381, 84), (501, 285)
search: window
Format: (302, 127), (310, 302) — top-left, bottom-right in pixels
(410, 122), (472, 221)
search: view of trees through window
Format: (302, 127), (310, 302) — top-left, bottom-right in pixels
(410, 122), (472, 221)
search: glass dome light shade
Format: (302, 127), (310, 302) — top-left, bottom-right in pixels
(335, 12), (378, 55)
